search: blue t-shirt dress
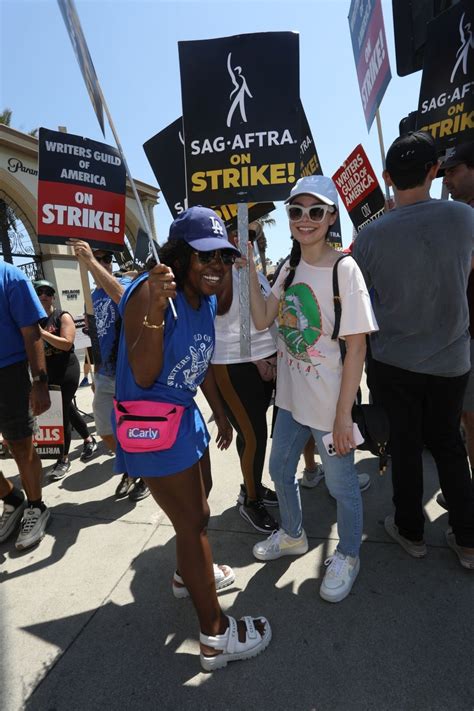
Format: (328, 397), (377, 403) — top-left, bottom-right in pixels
(113, 272), (217, 477)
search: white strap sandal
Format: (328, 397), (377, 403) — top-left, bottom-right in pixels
(199, 615), (272, 671)
(172, 563), (235, 599)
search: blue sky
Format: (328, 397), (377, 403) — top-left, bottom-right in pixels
(1, 0), (432, 261)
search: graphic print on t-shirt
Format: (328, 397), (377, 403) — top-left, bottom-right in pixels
(167, 332), (214, 392)
(94, 295), (116, 339)
(278, 283), (323, 363)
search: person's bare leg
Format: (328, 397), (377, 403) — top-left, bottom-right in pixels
(7, 437), (43, 501)
(143, 462), (266, 653)
(303, 435), (317, 471)
(143, 464), (225, 636)
(461, 411), (474, 474)
(199, 448), (212, 498)
(0, 470), (14, 498)
(101, 434), (116, 452)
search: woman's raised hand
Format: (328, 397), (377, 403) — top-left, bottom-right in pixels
(234, 242), (256, 272)
(148, 264), (177, 310)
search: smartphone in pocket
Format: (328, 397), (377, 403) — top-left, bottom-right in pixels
(322, 423), (364, 456)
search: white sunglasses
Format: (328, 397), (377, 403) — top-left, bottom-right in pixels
(286, 203), (335, 223)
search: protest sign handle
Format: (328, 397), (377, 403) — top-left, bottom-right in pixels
(57, 3), (177, 320)
(375, 109), (391, 202)
(95, 84), (177, 320)
(237, 203), (251, 359)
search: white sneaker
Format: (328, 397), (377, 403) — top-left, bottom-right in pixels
(253, 528), (308, 561)
(0, 500), (26, 543)
(319, 550), (360, 603)
(300, 464), (325, 488)
(15, 506), (51, 550)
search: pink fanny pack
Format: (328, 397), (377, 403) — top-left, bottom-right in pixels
(113, 399), (185, 453)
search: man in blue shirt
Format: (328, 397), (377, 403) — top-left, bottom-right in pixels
(0, 261), (51, 549)
(70, 240), (150, 502)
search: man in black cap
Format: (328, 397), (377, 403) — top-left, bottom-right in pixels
(442, 142), (474, 208)
(440, 141), (474, 502)
(353, 131), (474, 570)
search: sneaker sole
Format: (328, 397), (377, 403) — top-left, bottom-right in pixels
(319, 558), (361, 603)
(445, 531), (474, 570)
(80, 449), (98, 462)
(384, 516), (427, 558)
(50, 468), (70, 481)
(253, 538), (309, 561)
(129, 490), (151, 502)
(15, 509), (51, 551)
(0, 501), (27, 543)
(239, 505), (279, 534)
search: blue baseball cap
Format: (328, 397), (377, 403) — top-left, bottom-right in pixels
(169, 206), (240, 255)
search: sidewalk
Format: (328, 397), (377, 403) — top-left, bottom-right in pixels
(0, 384), (472, 711)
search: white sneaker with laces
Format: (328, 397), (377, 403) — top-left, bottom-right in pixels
(319, 550), (360, 603)
(15, 506), (51, 550)
(0, 500), (26, 543)
(300, 464), (325, 488)
(253, 528), (308, 561)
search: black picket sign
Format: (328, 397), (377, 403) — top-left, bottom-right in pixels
(179, 32), (300, 206)
(417, 1), (474, 151)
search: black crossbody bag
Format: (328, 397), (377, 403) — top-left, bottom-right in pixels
(331, 255), (389, 474)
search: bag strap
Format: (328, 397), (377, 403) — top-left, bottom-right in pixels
(331, 255), (351, 341)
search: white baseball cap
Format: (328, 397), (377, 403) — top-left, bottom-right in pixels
(285, 175), (339, 208)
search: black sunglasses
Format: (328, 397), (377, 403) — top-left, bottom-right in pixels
(96, 254), (113, 264)
(194, 249), (236, 265)
(36, 288), (54, 297)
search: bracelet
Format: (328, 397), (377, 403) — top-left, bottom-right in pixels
(143, 314), (165, 330)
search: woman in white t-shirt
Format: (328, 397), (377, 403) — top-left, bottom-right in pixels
(212, 228), (279, 534)
(245, 175), (378, 604)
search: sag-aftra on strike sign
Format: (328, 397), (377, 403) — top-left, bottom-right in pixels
(179, 32), (300, 206)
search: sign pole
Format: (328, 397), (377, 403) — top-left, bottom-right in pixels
(93, 83), (177, 319)
(375, 109), (391, 202)
(237, 202), (251, 358)
(58, 0), (177, 318)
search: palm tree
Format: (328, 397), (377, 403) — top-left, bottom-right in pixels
(250, 213), (275, 275)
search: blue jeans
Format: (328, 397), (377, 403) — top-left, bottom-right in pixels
(270, 408), (363, 557)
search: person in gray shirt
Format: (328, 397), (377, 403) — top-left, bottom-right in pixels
(353, 131), (474, 570)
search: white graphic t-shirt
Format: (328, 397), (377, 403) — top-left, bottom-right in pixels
(272, 257), (378, 432)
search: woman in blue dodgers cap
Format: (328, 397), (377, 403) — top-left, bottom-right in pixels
(113, 206), (271, 670)
(244, 176), (378, 603)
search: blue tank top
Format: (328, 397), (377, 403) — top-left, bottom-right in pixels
(113, 272), (217, 477)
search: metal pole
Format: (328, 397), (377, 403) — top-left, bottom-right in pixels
(94, 83), (177, 318)
(375, 108), (391, 202)
(237, 202), (251, 358)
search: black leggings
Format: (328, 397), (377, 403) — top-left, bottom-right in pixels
(49, 354), (89, 456)
(213, 361), (274, 501)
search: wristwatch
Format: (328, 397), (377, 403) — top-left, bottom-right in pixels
(32, 372), (48, 384)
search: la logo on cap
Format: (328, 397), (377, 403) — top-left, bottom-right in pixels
(209, 216), (224, 235)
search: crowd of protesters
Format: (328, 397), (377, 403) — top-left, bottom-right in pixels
(0, 131), (472, 671)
